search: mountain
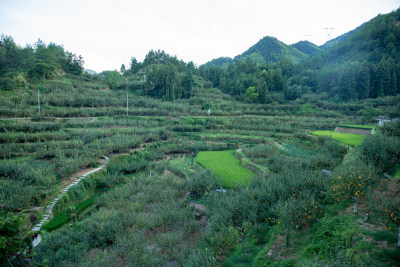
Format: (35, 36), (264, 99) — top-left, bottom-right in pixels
(298, 8), (400, 100)
(203, 36), (309, 68)
(234, 36), (308, 64)
(291, 41), (321, 56)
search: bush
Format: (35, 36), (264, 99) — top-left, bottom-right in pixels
(304, 215), (357, 259)
(187, 168), (218, 199)
(361, 135), (400, 172)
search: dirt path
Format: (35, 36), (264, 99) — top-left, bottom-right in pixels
(31, 156), (109, 248)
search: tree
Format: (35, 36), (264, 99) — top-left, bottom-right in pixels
(0, 211), (31, 266)
(182, 71), (194, 98)
(369, 186), (400, 247)
(129, 57), (140, 74)
(34, 40), (60, 81)
(376, 59), (390, 97)
(272, 68), (286, 92)
(329, 159), (376, 213)
(244, 86), (258, 103)
(63, 52), (84, 75)
(356, 62), (371, 99)
(339, 67), (357, 100)
(256, 80), (267, 103)
(284, 84), (302, 100)
(386, 57), (397, 95)
(120, 63), (126, 74)
(104, 70), (123, 89)
(67, 206), (78, 227)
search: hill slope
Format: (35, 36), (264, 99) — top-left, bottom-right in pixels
(234, 36), (308, 64)
(291, 41), (321, 56)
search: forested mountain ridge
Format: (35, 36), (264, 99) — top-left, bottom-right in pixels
(319, 24), (364, 50)
(202, 36), (314, 69)
(234, 36), (308, 64)
(299, 8), (400, 100)
(291, 40), (321, 56)
(200, 8), (400, 103)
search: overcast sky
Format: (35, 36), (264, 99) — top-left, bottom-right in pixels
(1, 0), (399, 73)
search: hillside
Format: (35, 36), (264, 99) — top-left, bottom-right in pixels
(297, 8), (400, 100)
(319, 24), (364, 50)
(291, 40), (321, 56)
(234, 36), (308, 64)
(1, 8), (400, 267)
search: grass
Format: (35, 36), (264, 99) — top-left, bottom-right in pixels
(41, 195), (96, 231)
(223, 240), (264, 267)
(195, 150), (255, 187)
(391, 164), (400, 178)
(311, 131), (366, 146)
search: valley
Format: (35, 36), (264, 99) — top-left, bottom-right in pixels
(1, 7), (400, 267)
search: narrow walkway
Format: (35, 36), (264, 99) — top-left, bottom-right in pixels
(31, 156), (109, 248)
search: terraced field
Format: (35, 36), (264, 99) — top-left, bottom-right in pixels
(1, 77), (399, 267)
(196, 150), (255, 187)
(311, 130), (366, 146)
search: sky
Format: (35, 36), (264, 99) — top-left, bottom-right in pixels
(0, 0), (399, 73)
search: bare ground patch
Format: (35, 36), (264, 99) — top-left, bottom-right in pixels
(335, 127), (371, 135)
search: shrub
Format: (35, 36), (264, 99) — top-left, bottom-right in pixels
(361, 135), (400, 172)
(187, 168), (218, 199)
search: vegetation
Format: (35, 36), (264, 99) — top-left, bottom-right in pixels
(311, 130), (366, 146)
(196, 150), (255, 187)
(0, 7), (400, 267)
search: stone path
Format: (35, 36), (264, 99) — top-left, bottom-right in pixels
(31, 156), (109, 248)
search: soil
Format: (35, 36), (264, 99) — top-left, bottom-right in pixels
(266, 234), (295, 260)
(189, 202), (208, 213)
(334, 127), (371, 135)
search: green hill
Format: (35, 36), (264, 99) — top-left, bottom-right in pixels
(299, 8), (400, 100)
(234, 36), (308, 64)
(291, 40), (321, 56)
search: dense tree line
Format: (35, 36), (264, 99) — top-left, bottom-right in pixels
(120, 50), (196, 100)
(199, 57), (293, 103)
(0, 35), (84, 90)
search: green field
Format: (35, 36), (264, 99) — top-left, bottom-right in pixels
(195, 150), (255, 187)
(311, 130), (366, 146)
(392, 165), (400, 178)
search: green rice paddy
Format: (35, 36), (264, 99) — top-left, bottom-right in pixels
(195, 150), (255, 187)
(311, 130), (366, 146)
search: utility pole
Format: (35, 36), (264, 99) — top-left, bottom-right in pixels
(304, 34), (311, 41)
(126, 86), (129, 116)
(323, 27), (335, 41)
(37, 91), (40, 115)
(141, 75), (146, 91)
